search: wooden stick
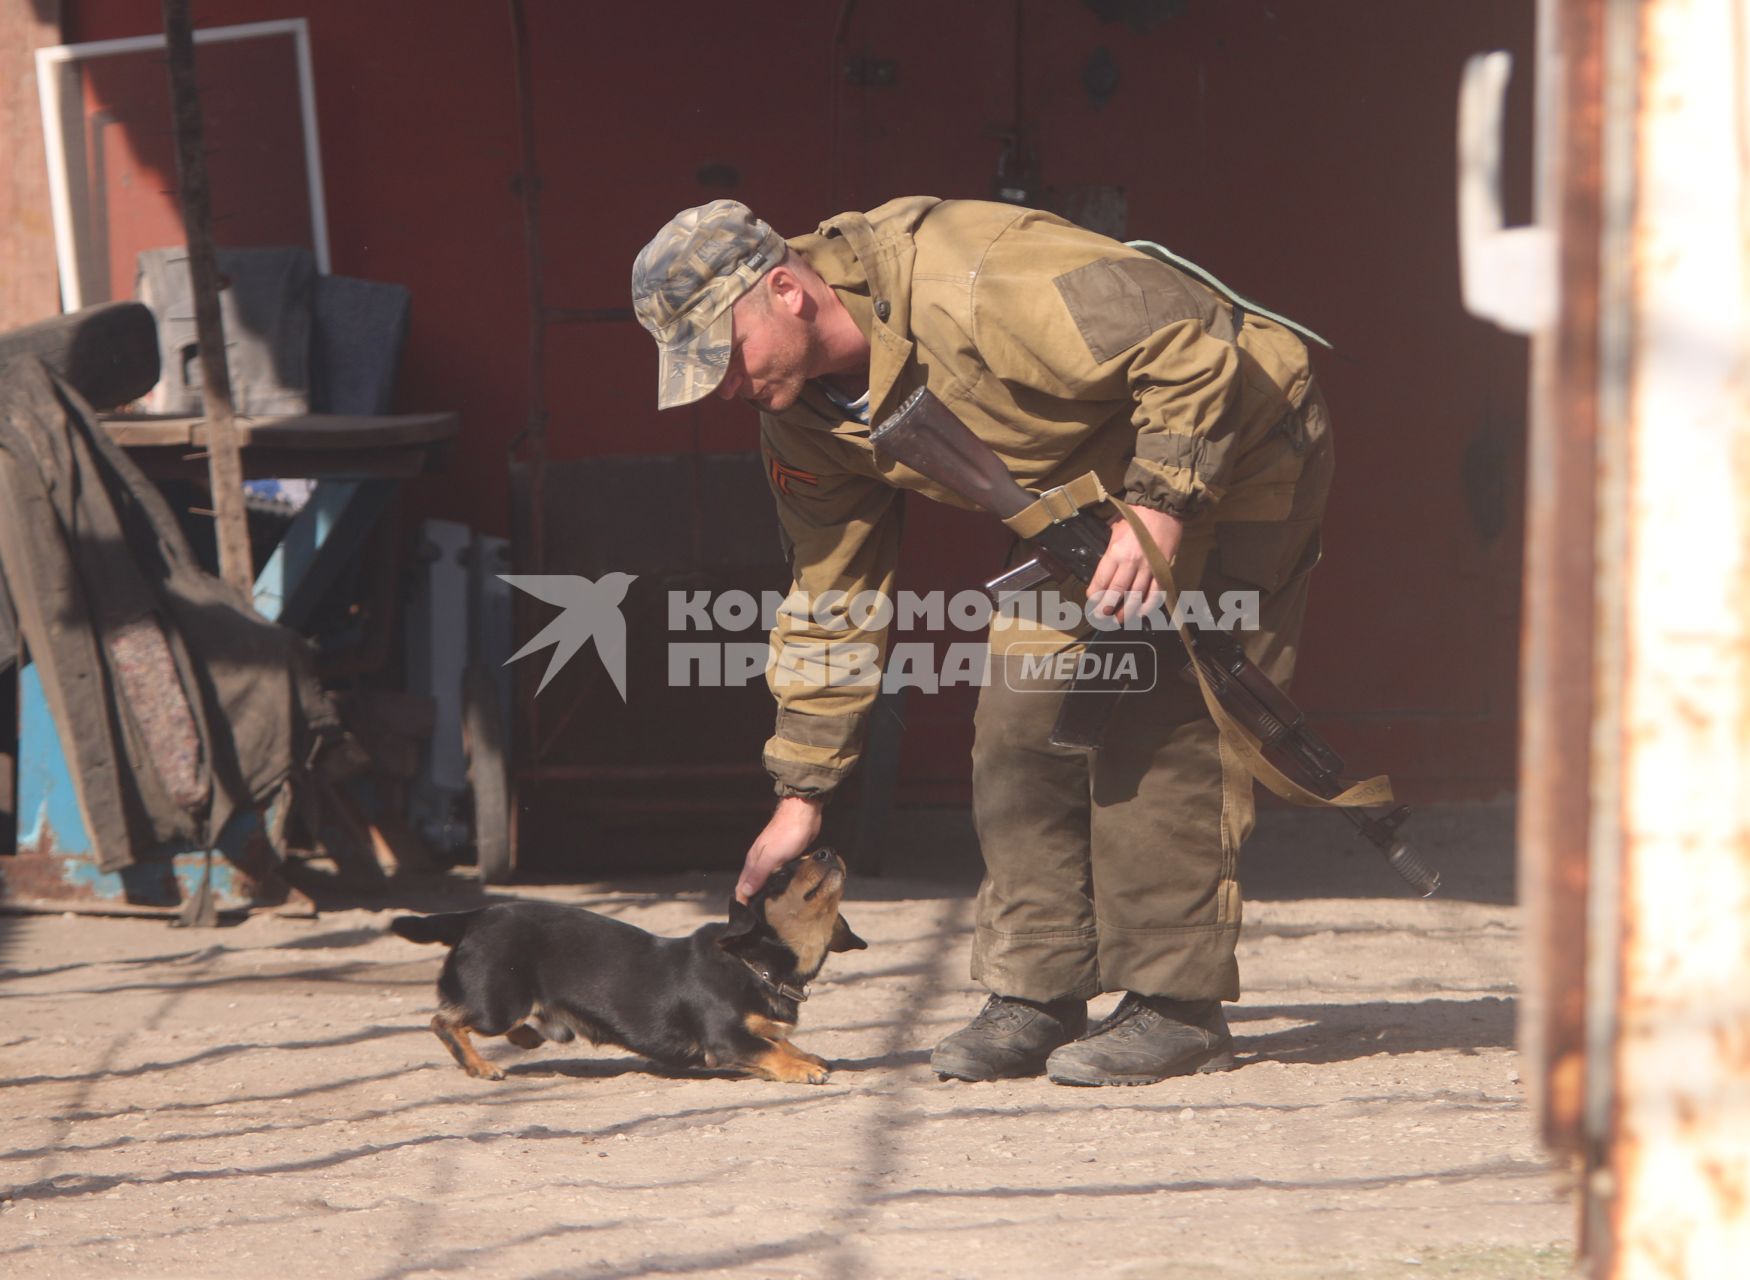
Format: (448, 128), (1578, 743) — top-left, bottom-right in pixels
(160, 0), (253, 601)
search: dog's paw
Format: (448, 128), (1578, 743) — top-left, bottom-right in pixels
(784, 1057), (831, 1085)
(466, 1062), (506, 1081)
(747, 1051), (832, 1085)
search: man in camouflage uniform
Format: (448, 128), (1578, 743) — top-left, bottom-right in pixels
(632, 199), (1332, 1085)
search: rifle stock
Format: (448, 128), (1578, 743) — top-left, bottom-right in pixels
(871, 387), (1034, 520)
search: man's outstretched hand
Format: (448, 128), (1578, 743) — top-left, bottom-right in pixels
(1088, 505), (1184, 624)
(738, 795), (824, 902)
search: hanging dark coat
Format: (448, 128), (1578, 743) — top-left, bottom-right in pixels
(0, 358), (336, 871)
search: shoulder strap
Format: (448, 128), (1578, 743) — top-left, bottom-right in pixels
(1126, 240), (1333, 350)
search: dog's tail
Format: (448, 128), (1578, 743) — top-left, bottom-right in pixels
(388, 910), (480, 947)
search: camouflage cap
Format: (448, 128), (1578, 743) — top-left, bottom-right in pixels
(631, 200), (787, 409)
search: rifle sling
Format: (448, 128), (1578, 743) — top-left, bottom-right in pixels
(1111, 494), (1393, 810)
(1007, 471), (1394, 812)
(1001, 471), (1112, 538)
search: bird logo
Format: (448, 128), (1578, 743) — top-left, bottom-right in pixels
(500, 573), (637, 700)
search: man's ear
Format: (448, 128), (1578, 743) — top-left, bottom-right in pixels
(717, 896), (764, 957)
(828, 914), (868, 953)
(765, 265), (808, 318)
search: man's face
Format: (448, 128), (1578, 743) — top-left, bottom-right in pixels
(715, 278), (817, 412)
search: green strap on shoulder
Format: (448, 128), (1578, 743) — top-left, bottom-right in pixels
(1125, 239), (1333, 351)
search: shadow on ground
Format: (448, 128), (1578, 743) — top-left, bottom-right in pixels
(1231, 995), (1517, 1064)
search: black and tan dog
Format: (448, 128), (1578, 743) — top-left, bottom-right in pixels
(389, 848), (865, 1084)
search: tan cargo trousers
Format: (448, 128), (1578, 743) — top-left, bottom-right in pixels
(968, 388), (1335, 1004)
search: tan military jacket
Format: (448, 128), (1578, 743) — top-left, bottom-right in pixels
(757, 197), (1320, 798)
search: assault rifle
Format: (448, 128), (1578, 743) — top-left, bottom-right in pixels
(871, 386), (1438, 896)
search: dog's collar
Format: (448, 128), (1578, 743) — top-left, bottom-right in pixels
(738, 956), (809, 1003)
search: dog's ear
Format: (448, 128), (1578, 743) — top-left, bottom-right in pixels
(828, 914), (868, 953)
(717, 896), (764, 957)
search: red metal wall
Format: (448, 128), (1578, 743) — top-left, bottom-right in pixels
(66, 0), (1533, 804)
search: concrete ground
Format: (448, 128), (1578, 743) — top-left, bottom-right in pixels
(0, 801), (1576, 1278)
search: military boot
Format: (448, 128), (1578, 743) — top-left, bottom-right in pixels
(1045, 993), (1235, 1086)
(932, 995), (1088, 1082)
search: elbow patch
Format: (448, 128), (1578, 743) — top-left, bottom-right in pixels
(773, 708), (865, 752)
(1054, 257), (1233, 363)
